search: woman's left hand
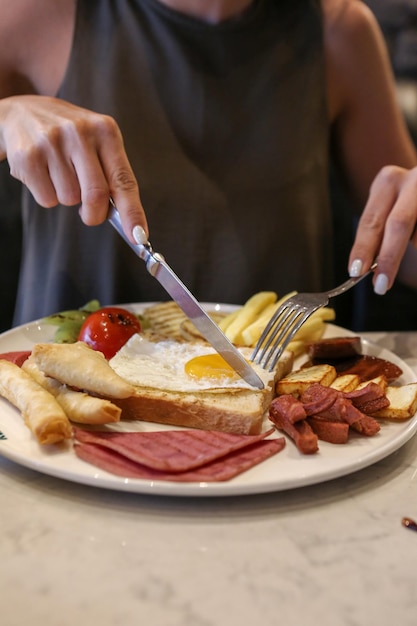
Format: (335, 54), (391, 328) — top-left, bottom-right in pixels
(348, 165), (417, 294)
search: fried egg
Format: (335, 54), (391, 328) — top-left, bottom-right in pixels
(109, 335), (273, 393)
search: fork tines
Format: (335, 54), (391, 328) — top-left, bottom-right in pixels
(251, 301), (320, 371)
(251, 263), (378, 371)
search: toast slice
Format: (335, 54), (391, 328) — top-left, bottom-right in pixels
(179, 312), (228, 343)
(112, 349), (294, 435)
(142, 301), (189, 341)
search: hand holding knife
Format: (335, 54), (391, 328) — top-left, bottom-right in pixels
(107, 202), (264, 389)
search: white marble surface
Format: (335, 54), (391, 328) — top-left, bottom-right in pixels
(2, 332), (417, 626)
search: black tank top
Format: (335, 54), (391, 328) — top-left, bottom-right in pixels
(13, 0), (332, 324)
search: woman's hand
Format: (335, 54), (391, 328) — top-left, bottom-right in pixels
(349, 165), (417, 294)
(0, 94), (148, 242)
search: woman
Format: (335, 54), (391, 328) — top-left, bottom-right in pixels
(0, 0), (416, 324)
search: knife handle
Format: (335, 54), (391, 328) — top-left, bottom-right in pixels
(107, 201), (164, 277)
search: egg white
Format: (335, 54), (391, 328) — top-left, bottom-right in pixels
(109, 335), (273, 393)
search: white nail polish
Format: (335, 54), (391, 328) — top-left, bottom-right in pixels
(374, 273), (389, 295)
(349, 259), (363, 277)
(133, 225), (148, 245)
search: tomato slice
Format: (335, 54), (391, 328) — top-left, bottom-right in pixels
(77, 307), (141, 359)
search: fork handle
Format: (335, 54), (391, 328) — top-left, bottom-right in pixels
(327, 261), (378, 299)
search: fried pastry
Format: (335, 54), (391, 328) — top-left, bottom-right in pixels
(31, 342), (135, 399)
(0, 359), (72, 444)
(22, 356), (121, 424)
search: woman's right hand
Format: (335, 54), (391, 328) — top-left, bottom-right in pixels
(0, 94), (148, 242)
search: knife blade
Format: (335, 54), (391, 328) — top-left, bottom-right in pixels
(107, 204), (264, 389)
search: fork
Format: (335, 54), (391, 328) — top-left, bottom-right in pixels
(251, 261), (378, 371)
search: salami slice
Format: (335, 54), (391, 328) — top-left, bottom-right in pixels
(0, 351), (31, 367)
(73, 426), (277, 472)
(74, 437), (286, 482)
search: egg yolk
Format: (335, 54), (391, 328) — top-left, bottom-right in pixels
(184, 354), (240, 380)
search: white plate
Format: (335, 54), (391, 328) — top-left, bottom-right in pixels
(0, 303), (416, 497)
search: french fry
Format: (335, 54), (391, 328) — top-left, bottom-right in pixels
(218, 309), (241, 333)
(221, 289), (336, 361)
(303, 327), (326, 343)
(224, 291), (277, 344)
(240, 302), (278, 347)
(291, 318), (325, 342)
(241, 291), (297, 346)
(290, 308), (335, 343)
(285, 339), (306, 357)
(313, 307), (336, 321)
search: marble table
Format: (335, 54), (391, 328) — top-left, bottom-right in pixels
(1, 332), (417, 626)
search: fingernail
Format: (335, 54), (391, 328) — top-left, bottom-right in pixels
(349, 259), (363, 277)
(133, 225), (148, 245)
(374, 273), (389, 295)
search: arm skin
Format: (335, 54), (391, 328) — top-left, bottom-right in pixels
(0, 0), (148, 242)
(324, 0), (417, 292)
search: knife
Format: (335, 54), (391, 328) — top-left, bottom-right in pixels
(107, 203), (264, 389)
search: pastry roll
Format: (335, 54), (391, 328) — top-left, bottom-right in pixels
(0, 359), (72, 444)
(31, 342), (134, 399)
(23, 357), (121, 424)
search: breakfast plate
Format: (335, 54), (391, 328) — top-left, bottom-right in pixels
(0, 303), (416, 497)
